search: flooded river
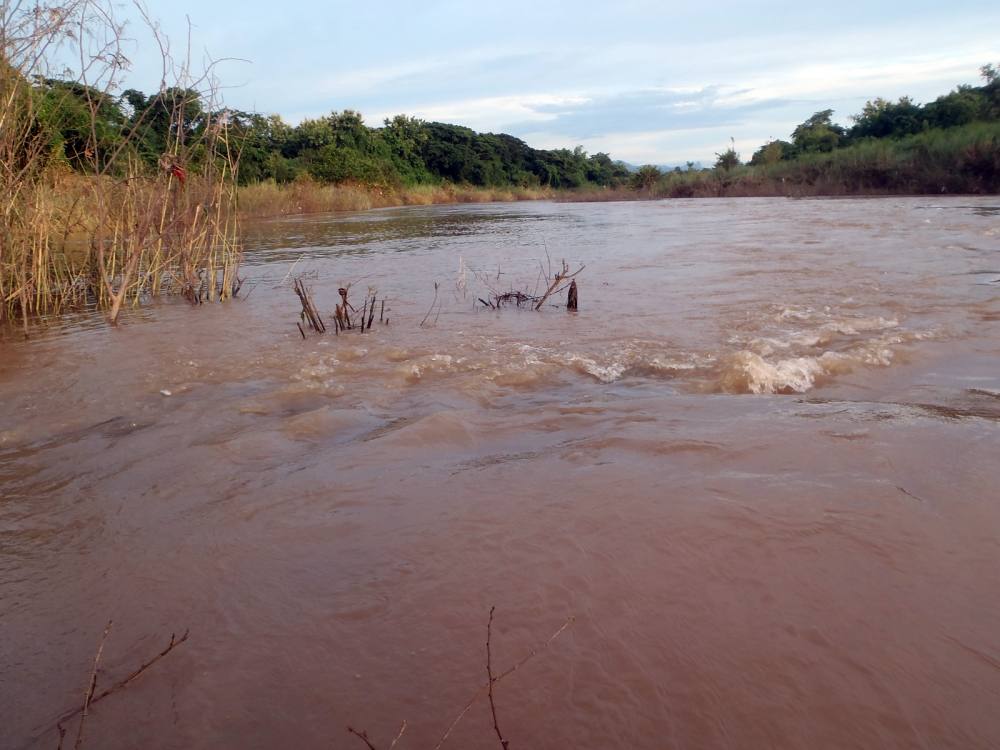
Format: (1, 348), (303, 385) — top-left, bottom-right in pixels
(1, 197), (999, 749)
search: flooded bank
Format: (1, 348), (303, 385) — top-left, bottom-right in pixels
(2, 197), (999, 749)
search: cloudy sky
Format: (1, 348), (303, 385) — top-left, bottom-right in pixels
(124, 0), (998, 164)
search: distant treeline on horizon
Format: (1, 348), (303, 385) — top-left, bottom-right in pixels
(21, 63), (1000, 190)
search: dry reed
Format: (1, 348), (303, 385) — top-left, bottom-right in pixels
(0, 1), (243, 329)
(238, 179), (555, 220)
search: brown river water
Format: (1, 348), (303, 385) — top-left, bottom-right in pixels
(1, 197), (999, 749)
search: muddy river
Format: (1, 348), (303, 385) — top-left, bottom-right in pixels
(1, 197), (999, 749)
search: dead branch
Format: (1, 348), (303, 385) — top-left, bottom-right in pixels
(567, 280), (578, 311)
(347, 727), (378, 750)
(339, 287), (353, 328)
(293, 277), (325, 334)
(389, 721), (407, 749)
(534, 260), (585, 311)
(347, 720), (407, 750)
(54, 629), (191, 731)
(486, 607), (509, 749)
(432, 613), (574, 749)
(420, 282), (440, 327)
(74, 620), (113, 750)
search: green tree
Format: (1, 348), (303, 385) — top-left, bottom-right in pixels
(924, 87), (985, 129)
(630, 164), (662, 190)
(849, 97), (923, 139)
(586, 152), (631, 187)
(35, 80), (128, 170)
(981, 63), (1000, 118)
(714, 138), (741, 171)
(749, 139), (795, 166)
(791, 109), (845, 153)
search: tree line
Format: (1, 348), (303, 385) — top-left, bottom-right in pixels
(26, 79), (633, 190)
(21, 62), (1000, 192)
(742, 64), (1000, 168)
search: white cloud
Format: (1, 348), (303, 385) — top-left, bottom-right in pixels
(366, 93), (591, 132)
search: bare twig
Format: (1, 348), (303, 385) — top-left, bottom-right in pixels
(534, 260), (585, 310)
(388, 720), (407, 749)
(433, 614), (574, 749)
(486, 607), (509, 749)
(339, 287), (353, 328)
(420, 282), (439, 327)
(74, 619), (113, 750)
(54, 629), (191, 730)
(347, 726), (378, 750)
(281, 254), (306, 285)
(293, 277), (325, 334)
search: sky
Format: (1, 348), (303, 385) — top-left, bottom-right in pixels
(117, 0), (998, 165)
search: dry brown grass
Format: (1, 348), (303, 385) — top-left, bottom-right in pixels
(237, 179), (555, 219)
(1, 1), (242, 328)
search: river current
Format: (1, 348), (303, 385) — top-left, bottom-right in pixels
(1, 197), (999, 748)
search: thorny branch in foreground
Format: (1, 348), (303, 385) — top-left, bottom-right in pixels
(347, 609), (575, 749)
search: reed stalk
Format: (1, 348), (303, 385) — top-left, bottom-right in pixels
(0, 1), (243, 327)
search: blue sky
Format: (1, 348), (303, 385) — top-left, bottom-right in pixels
(122, 0), (998, 164)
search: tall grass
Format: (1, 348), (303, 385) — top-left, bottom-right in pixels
(237, 178), (554, 219)
(0, 1), (242, 328)
(559, 122), (1000, 202)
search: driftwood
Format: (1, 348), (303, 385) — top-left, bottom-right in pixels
(567, 279), (578, 311)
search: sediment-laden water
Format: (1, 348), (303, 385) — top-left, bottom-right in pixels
(1, 197), (999, 749)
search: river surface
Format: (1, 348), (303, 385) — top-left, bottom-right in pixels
(1, 197), (999, 749)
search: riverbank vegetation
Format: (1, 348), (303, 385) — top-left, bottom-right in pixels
(1, 1), (242, 326)
(622, 66), (1000, 198)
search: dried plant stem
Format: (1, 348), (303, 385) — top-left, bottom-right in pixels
(74, 619), (113, 750)
(1, 1), (243, 326)
(346, 719), (406, 750)
(533, 260), (585, 310)
(293, 277), (325, 334)
(486, 607), (509, 749)
(389, 720), (407, 749)
(420, 282), (440, 327)
(54, 629), (190, 732)
(347, 727), (378, 750)
(433, 614), (574, 749)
